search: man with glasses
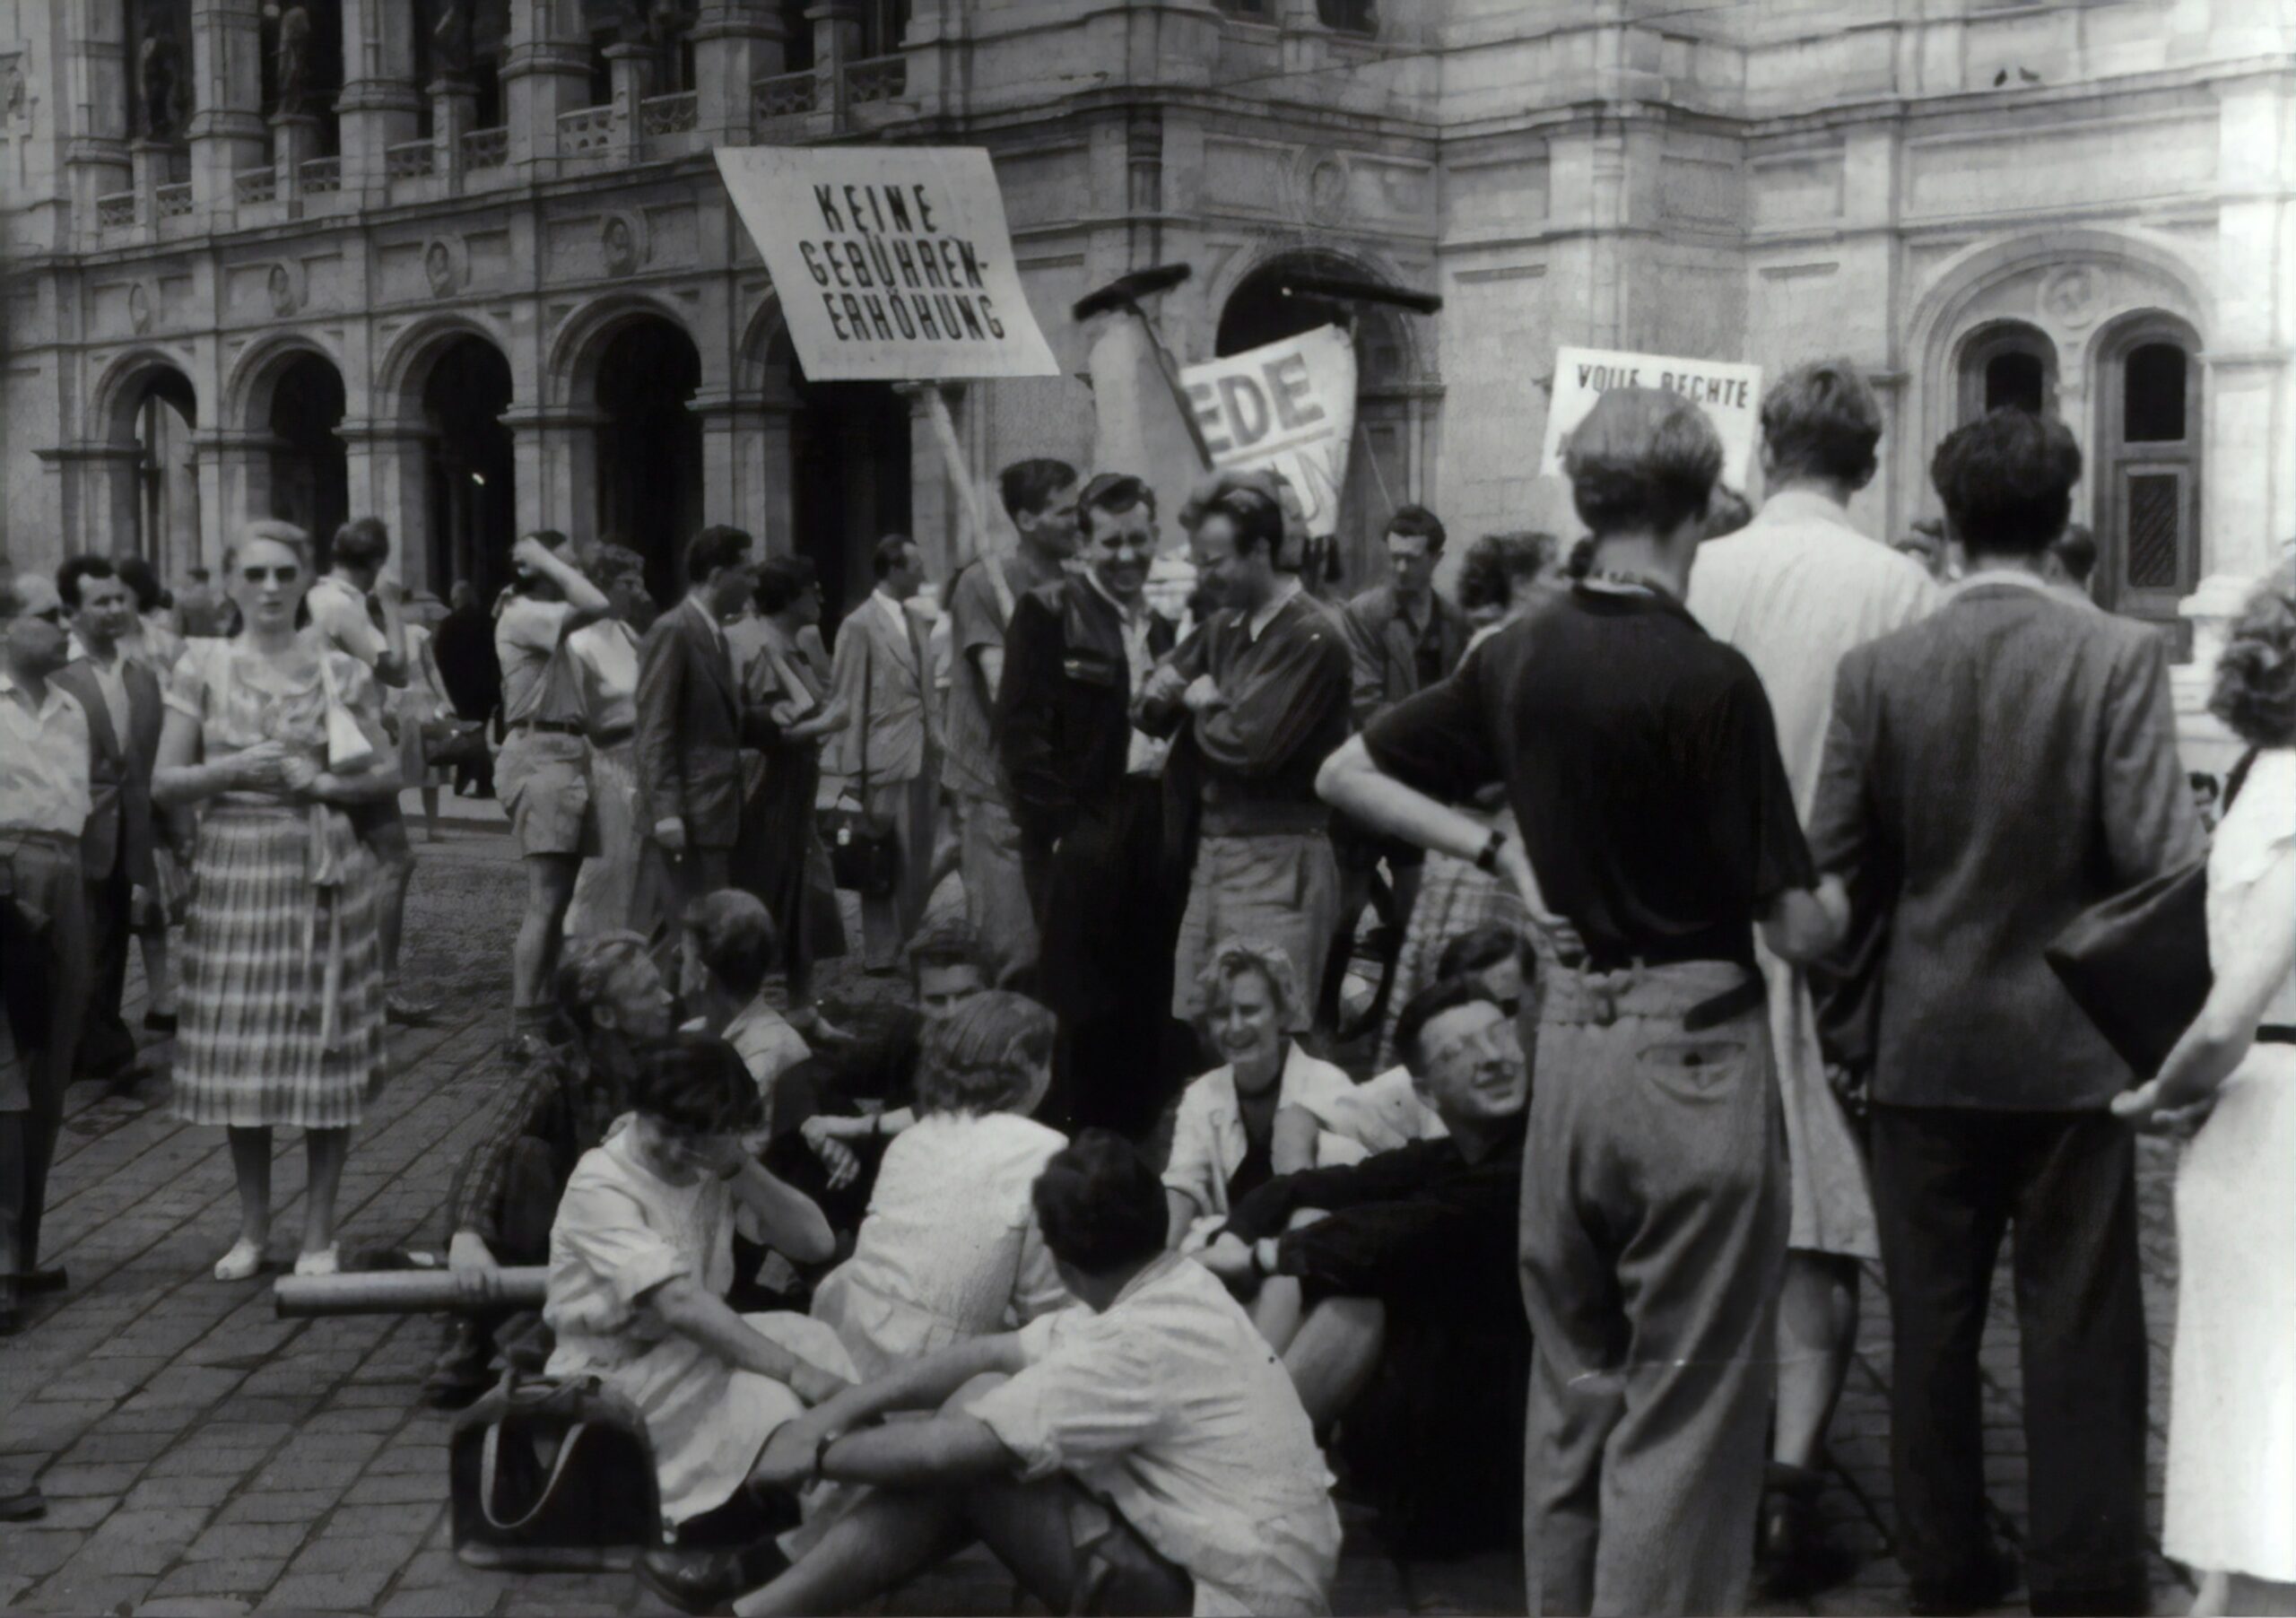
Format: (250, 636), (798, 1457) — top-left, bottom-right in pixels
(998, 473), (1183, 1135)
(0, 573), (95, 1335)
(1192, 973), (1533, 1557)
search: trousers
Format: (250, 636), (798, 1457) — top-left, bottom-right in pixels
(1522, 960), (1784, 1616)
(79, 857), (140, 1079)
(953, 790), (1038, 987)
(858, 775), (936, 972)
(0, 835), (91, 1297)
(1868, 1104), (2149, 1611)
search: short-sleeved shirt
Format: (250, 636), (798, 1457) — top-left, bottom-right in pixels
(968, 1254), (1341, 1616)
(1362, 584), (1813, 969)
(566, 619), (640, 738)
(494, 596), (576, 724)
(0, 672), (92, 836)
(942, 549), (1066, 799)
(305, 575), (388, 670)
(544, 1118), (734, 1368)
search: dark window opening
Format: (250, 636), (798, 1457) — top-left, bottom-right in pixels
(1318, 0), (1377, 32)
(1985, 351), (2045, 415)
(2123, 344), (2189, 444)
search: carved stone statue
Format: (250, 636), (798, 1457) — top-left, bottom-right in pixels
(430, 0), (473, 81)
(272, 3), (311, 116)
(140, 19), (181, 139)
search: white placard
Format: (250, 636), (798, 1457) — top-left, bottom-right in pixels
(715, 145), (1059, 381)
(1537, 346), (1763, 491)
(1178, 326), (1358, 537)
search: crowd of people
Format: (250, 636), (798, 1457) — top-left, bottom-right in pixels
(2, 352), (2292, 1618)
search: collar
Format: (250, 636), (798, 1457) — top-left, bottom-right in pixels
(1952, 567), (2057, 600)
(69, 632), (124, 671)
(0, 667), (71, 719)
(1394, 588), (1434, 632)
(1756, 486), (1858, 531)
(1108, 1251), (1184, 1313)
(1247, 577), (1304, 643)
(684, 595), (726, 639)
(874, 588), (911, 629)
(1084, 569), (1145, 624)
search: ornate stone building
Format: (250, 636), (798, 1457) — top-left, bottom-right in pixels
(2, 0), (2291, 742)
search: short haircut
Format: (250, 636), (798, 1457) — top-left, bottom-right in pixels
(1761, 360), (1883, 489)
(234, 520), (315, 573)
(1079, 473), (1156, 535)
(1386, 503), (1448, 555)
(2209, 571), (2296, 749)
(755, 554), (819, 613)
(1178, 471), (1285, 559)
(1194, 936), (1302, 1031)
(1457, 531), (1557, 614)
(1929, 408), (2083, 557)
(872, 534), (918, 579)
(2049, 523), (2098, 587)
(0, 575), (39, 620)
(331, 517), (392, 572)
(587, 544), (646, 590)
(683, 890), (778, 1003)
(1393, 974), (1507, 1073)
(1436, 922), (1533, 985)
(685, 525), (754, 581)
(906, 913), (989, 985)
(916, 991), (1057, 1117)
(109, 552), (166, 613)
(628, 1031), (766, 1136)
(57, 554), (120, 610)
(999, 459), (1079, 524)
(1031, 1129), (1168, 1275)
(552, 930), (656, 1040)
(1562, 387), (1724, 538)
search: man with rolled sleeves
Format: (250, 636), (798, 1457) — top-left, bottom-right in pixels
(1318, 387), (1844, 1615)
(0, 572), (96, 1332)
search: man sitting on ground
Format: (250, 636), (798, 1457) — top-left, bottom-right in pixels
(1196, 975), (1531, 1557)
(1325, 922), (1531, 1153)
(734, 1131), (1341, 1617)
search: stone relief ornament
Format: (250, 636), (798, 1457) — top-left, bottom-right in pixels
(129, 283), (153, 334)
(2040, 265), (2105, 330)
(601, 213), (648, 276)
(1292, 147), (1352, 226)
(267, 263), (297, 316)
(424, 239), (459, 296)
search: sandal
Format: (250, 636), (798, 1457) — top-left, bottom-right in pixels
(292, 1245), (340, 1278)
(213, 1239), (265, 1282)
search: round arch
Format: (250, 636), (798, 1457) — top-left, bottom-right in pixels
(546, 291), (702, 410)
(374, 314), (517, 424)
(1205, 239), (1432, 386)
(90, 347), (199, 445)
(222, 331), (348, 433)
(88, 351), (202, 577)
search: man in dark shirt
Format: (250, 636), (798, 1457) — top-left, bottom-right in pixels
(1318, 386), (1842, 1616)
(1137, 472), (1352, 1036)
(1196, 974), (1530, 1555)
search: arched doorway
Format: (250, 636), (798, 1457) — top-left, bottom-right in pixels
(1957, 320), (2058, 422)
(1216, 254), (1416, 592)
(421, 335), (516, 600)
(2094, 312), (2203, 645)
(594, 316), (703, 603)
(268, 352), (348, 550)
(125, 367), (198, 578)
(782, 346), (911, 622)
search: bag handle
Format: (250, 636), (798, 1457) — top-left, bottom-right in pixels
(477, 1414), (600, 1535)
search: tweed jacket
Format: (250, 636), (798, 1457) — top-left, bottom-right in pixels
(1808, 576), (2205, 1111)
(823, 593), (933, 787)
(52, 656), (163, 889)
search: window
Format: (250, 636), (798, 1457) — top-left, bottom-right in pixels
(1958, 322), (2057, 423)
(1318, 0), (1377, 31)
(2123, 344), (2187, 443)
(1985, 351), (2045, 414)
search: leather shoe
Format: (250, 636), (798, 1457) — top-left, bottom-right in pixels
(636, 1541), (790, 1615)
(1908, 1547), (2021, 1616)
(7, 1266), (66, 1296)
(0, 1484), (45, 1523)
(1754, 1462), (1858, 1599)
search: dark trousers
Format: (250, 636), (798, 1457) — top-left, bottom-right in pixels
(78, 859), (139, 1079)
(1, 836), (90, 1298)
(1868, 1105), (2150, 1611)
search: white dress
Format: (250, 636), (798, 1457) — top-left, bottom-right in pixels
(544, 1120), (857, 1527)
(811, 1111), (1073, 1379)
(2162, 747), (2296, 1583)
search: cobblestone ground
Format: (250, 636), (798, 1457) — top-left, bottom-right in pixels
(0, 810), (2187, 1616)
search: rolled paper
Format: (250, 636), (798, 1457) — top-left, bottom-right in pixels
(274, 1266), (550, 1318)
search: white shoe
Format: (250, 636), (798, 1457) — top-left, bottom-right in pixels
(213, 1239), (265, 1282)
(292, 1245), (340, 1278)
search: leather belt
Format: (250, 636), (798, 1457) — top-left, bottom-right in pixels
(1683, 975), (1768, 1033)
(2258, 1025), (2296, 1046)
(588, 725), (635, 749)
(509, 719), (582, 736)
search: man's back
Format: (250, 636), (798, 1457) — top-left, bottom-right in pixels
(1689, 490), (1939, 814)
(1811, 580), (2203, 1109)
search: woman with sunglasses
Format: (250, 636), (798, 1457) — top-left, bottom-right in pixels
(152, 520), (398, 1282)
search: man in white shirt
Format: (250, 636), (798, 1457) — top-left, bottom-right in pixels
(308, 518), (426, 1018)
(736, 1131), (1340, 1618)
(0, 572), (95, 1332)
(1686, 358), (1939, 1598)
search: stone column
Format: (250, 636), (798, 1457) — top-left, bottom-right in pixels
(604, 42), (654, 163)
(192, 429), (282, 552)
(187, 0), (266, 210)
(501, 405), (604, 548)
(336, 0), (422, 196)
(693, 392), (787, 549)
(64, 4), (134, 232)
(692, 0), (785, 146)
(130, 137), (173, 225)
(271, 111), (321, 203)
(34, 445), (145, 559)
(339, 420), (437, 594)
(432, 79), (480, 186)
(502, 0), (594, 170)
(809, 4), (862, 125)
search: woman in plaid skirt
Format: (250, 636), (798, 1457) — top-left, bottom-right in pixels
(152, 521), (398, 1282)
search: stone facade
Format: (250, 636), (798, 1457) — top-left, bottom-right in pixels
(2, 0), (2291, 739)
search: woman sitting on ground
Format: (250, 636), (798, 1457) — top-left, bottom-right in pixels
(812, 992), (1071, 1379)
(544, 1031), (856, 1605)
(1163, 938), (1363, 1251)
(678, 890), (812, 1128)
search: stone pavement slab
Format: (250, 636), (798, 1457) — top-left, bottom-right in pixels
(2, 821), (2189, 1615)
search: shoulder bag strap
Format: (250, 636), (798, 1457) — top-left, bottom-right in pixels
(477, 1414), (600, 1535)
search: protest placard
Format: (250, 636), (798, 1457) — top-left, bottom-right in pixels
(715, 145), (1059, 381)
(1178, 326), (1357, 536)
(1537, 346), (1764, 490)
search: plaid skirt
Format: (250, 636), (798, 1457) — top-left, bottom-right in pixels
(171, 799), (388, 1130)
(1377, 839), (1530, 1071)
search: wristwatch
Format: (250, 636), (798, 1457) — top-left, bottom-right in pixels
(1474, 827), (1508, 874)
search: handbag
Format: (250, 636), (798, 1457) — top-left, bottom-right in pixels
(825, 631), (900, 898)
(449, 1370), (664, 1571)
(317, 654), (378, 775)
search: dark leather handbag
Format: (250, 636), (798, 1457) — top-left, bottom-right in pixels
(824, 635), (900, 898)
(2046, 859), (2211, 1082)
(449, 1372), (664, 1571)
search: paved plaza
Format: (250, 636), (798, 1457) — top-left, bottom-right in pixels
(0, 810), (2194, 1616)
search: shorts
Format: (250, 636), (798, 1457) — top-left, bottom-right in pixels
(1330, 812), (1426, 875)
(496, 729), (590, 858)
(1065, 1491), (1196, 1615)
(1173, 831), (1339, 1032)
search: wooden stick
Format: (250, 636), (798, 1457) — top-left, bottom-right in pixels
(274, 1266), (550, 1318)
(914, 386), (1013, 613)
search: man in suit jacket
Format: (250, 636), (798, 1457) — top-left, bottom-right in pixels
(999, 474), (1182, 1135)
(53, 557), (165, 1084)
(635, 526), (769, 956)
(1807, 409), (2202, 1618)
(824, 535), (936, 971)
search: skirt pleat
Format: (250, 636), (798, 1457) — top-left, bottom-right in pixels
(171, 803), (388, 1130)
